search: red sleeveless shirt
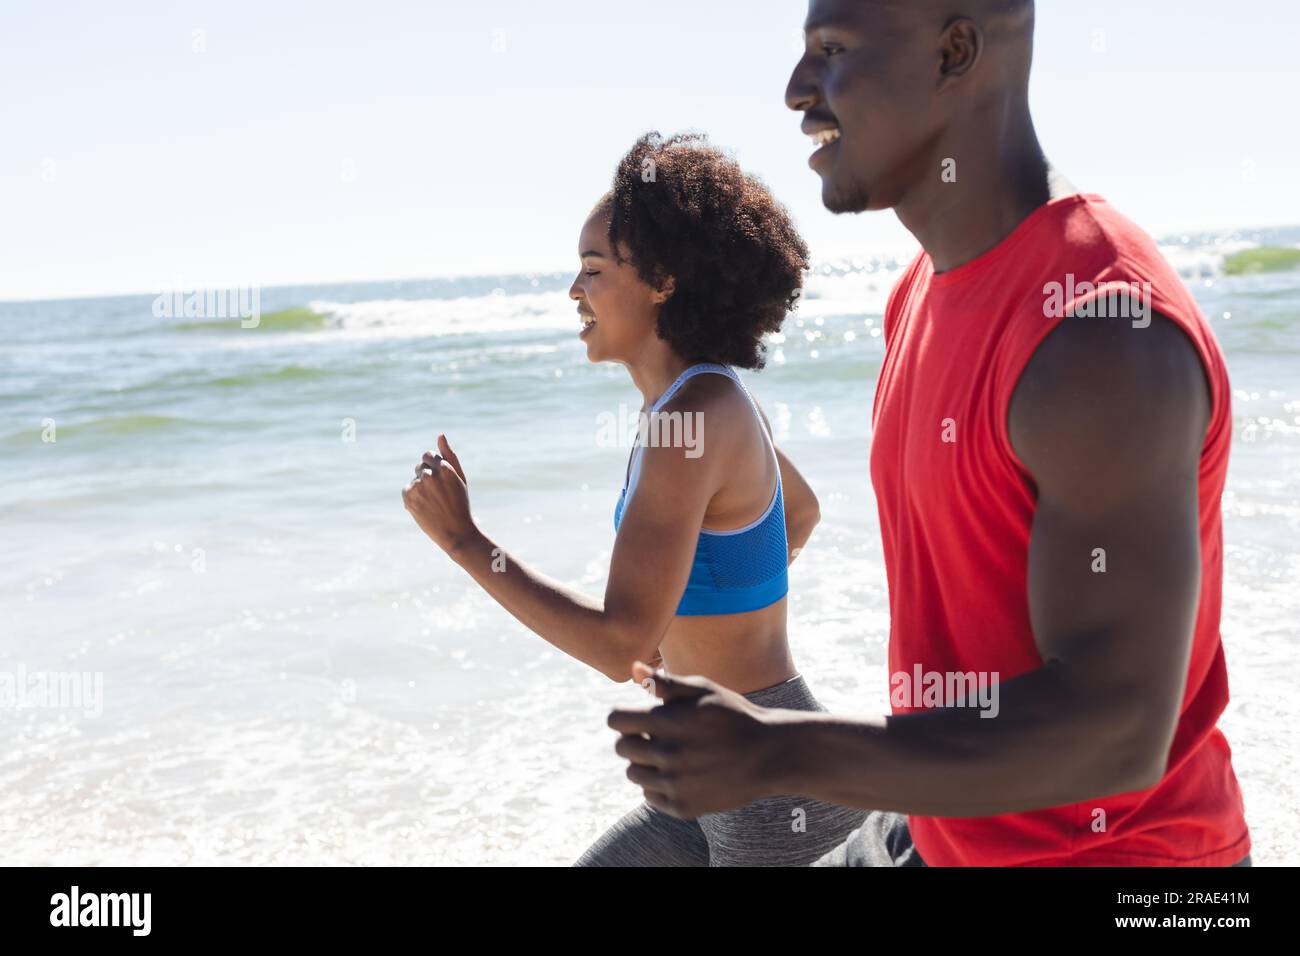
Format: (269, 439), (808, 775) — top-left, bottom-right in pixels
(870, 194), (1250, 866)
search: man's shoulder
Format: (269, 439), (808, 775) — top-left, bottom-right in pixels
(1042, 195), (1187, 297)
(1006, 197), (1226, 427)
(993, 196), (1219, 385)
(1009, 310), (1212, 491)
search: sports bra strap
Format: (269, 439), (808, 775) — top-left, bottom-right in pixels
(624, 364), (776, 501)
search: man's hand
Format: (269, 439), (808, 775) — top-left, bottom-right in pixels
(608, 661), (780, 818)
(401, 433), (477, 554)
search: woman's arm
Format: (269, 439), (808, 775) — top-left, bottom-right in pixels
(403, 433), (720, 682)
(753, 402), (820, 564)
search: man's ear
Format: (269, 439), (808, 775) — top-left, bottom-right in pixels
(653, 275), (676, 305)
(938, 17), (982, 87)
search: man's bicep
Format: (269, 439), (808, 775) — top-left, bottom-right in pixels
(1011, 313), (1210, 745)
(1026, 481), (1201, 686)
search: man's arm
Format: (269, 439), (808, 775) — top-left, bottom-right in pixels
(613, 312), (1214, 818)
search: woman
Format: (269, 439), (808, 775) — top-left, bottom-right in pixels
(401, 132), (866, 865)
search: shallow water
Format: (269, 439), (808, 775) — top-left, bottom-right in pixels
(2, 228), (1297, 865)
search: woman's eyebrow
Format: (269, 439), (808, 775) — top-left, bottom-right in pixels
(579, 250), (606, 259)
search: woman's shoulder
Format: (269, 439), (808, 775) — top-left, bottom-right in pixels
(660, 369), (756, 423)
(653, 371), (763, 459)
(632, 370), (774, 515)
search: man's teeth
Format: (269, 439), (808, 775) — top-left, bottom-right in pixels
(581, 315), (595, 327)
(810, 128), (841, 147)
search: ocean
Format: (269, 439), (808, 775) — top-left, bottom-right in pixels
(2, 226), (1297, 865)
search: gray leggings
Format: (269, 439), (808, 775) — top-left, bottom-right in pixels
(575, 674), (870, 867)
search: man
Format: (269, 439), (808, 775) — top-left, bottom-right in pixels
(608, 0), (1251, 866)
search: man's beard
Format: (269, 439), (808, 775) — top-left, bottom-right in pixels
(822, 176), (872, 215)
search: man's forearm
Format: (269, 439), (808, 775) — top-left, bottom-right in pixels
(760, 662), (1162, 817)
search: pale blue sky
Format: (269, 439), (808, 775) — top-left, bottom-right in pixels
(2, 0), (1297, 301)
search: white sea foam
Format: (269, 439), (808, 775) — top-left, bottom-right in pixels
(308, 291), (577, 340)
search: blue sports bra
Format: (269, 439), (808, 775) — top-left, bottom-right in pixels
(613, 363), (789, 616)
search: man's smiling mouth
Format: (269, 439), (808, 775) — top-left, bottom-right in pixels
(806, 124), (842, 169)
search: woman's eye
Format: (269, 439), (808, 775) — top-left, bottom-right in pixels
(821, 43), (843, 57)
(585, 270), (600, 277)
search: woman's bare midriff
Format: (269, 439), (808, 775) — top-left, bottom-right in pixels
(657, 597), (796, 695)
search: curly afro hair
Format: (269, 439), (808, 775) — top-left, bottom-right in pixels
(602, 131), (809, 370)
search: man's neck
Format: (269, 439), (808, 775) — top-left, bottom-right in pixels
(894, 111), (1068, 274)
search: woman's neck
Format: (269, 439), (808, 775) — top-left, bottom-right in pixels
(625, 351), (694, 410)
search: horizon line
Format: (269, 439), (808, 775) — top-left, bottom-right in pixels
(3, 220), (1297, 308)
